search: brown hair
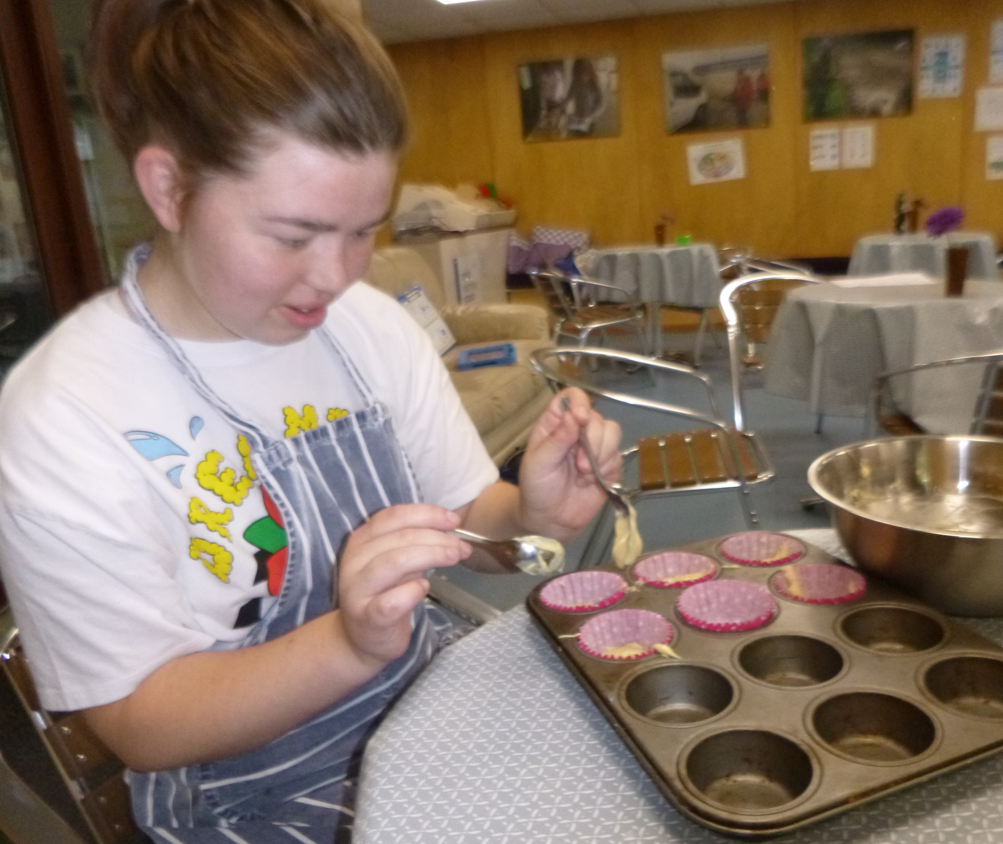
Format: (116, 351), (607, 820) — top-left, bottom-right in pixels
(87, 0), (408, 190)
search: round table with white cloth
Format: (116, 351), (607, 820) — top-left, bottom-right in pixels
(848, 232), (999, 281)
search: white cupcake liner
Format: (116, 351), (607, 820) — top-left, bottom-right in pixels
(634, 551), (718, 588)
(677, 580), (777, 632)
(772, 563), (867, 605)
(578, 608), (675, 661)
(718, 531), (806, 567)
(539, 570), (627, 613)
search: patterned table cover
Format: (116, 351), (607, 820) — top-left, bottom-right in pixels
(355, 529), (1003, 843)
(578, 244), (721, 358)
(763, 278), (1003, 426)
(849, 233), (999, 281)
(581, 244), (722, 308)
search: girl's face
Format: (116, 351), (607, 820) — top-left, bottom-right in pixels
(149, 134), (397, 344)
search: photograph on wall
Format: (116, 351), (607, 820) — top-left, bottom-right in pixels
(686, 138), (746, 185)
(518, 55), (620, 142)
(803, 30), (914, 121)
(662, 44), (770, 133)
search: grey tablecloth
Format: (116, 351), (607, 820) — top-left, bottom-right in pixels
(355, 529), (1003, 844)
(581, 244), (722, 308)
(763, 278), (1003, 428)
(849, 233), (999, 281)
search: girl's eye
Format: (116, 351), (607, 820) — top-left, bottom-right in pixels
(276, 236), (308, 249)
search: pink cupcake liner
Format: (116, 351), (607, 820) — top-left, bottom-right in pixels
(578, 609), (675, 661)
(677, 580), (777, 632)
(718, 531), (806, 567)
(634, 551), (718, 588)
(772, 563), (867, 605)
(539, 571), (627, 613)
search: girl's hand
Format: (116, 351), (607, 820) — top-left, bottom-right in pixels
(337, 504), (468, 667)
(517, 387), (622, 540)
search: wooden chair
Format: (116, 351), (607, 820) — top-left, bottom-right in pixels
(719, 270), (825, 433)
(0, 607), (144, 844)
(528, 268), (646, 350)
(529, 346), (775, 534)
(872, 351), (1003, 437)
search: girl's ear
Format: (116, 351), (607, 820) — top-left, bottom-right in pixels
(134, 146), (185, 232)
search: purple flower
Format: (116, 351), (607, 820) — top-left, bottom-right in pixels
(925, 206), (964, 237)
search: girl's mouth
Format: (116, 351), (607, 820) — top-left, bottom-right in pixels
(282, 304), (328, 329)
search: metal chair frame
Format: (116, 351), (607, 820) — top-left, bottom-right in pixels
(528, 268), (646, 349)
(530, 346), (775, 533)
(0, 607), (142, 844)
(719, 270), (825, 433)
(871, 350), (1003, 438)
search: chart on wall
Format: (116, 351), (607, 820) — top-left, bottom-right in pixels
(518, 55), (620, 142)
(803, 30), (914, 121)
(662, 44), (770, 134)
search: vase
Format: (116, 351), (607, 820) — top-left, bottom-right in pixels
(945, 245), (968, 297)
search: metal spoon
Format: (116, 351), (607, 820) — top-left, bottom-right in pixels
(450, 528), (565, 575)
(562, 396), (630, 517)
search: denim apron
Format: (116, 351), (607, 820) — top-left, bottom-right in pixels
(118, 251), (450, 843)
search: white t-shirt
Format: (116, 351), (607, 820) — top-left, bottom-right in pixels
(0, 280), (497, 712)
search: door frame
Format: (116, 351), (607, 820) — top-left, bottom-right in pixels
(0, 0), (105, 316)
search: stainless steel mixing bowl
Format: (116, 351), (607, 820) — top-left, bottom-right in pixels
(808, 435), (1003, 617)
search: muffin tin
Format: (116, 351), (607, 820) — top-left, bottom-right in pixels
(526, 531), (1003, 838)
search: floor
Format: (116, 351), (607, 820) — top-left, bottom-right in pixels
(435, 308), (869, 614)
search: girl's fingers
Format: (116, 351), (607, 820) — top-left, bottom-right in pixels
(344, 531), (468, 598)
(363, 579), (431, 628)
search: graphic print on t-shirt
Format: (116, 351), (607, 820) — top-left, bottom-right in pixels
(125, 405), (349, 629)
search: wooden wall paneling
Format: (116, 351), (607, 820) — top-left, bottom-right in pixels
(793, 0), (967, 256)
(481, 21), (644, 245)
(386, 0), (997, 259)
(632, 4), (802, 258)
(960, 0), (1003, 243)
(391, 38), (495, 189)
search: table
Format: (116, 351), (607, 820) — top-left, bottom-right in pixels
(578, 244), (722, 359)
(763, 276), (1003, 430)
(849, 232), (999, 281)
(355, 527), (1003, 844)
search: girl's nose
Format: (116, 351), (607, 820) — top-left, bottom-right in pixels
(308, 245), (353, 295)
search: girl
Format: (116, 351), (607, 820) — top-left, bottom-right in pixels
(0, 1), (621, 841)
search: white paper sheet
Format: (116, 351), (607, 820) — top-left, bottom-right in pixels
(992, 20), (1003, 83)
(841, 125), (875, 169)
(809, 128), (840, 171)
(919, 35), (965, 98)
(976, 87), (1003, 131)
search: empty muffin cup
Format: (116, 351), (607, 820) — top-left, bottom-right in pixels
(925, 656), (1003, 719)
(839, 606), (946, 654)
(811, 692), (936, 763)
(578, 608), (674, 661)
(683, 729), (815, 813)
(677, 580), (777, 632)
(624, 664), (734, 724)
(772, 563), (866, 605)
(739, 635), (844, 687)
(719, 532), (806, 566)
(634, 551), (719, 588)
(539, 570), (627, 613)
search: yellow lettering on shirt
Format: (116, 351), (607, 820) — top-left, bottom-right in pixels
(189, 497), (233, 539)
(196, 450), (254, 505)
(328, 408), (349, 421)
(189, 538), (233, 583)
(284, 405), (319, 438)
(237, 434), (256, 481)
